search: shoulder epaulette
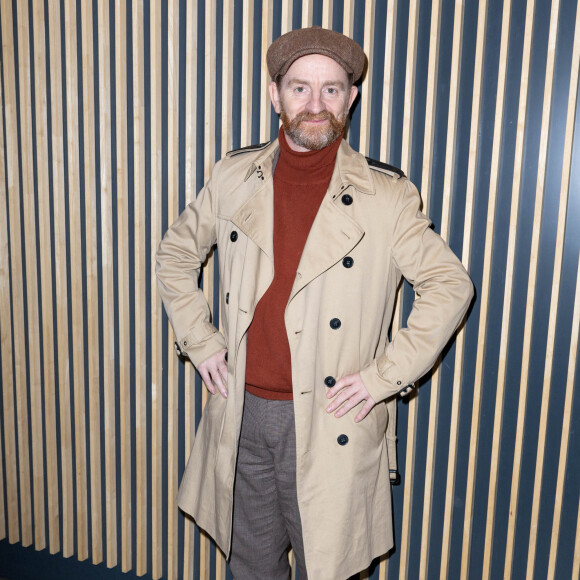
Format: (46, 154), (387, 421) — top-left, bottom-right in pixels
(226, 141), (271, 157)
(365, 157), (406, 179)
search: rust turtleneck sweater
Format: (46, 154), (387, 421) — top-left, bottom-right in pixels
(245, 127), (342, 400)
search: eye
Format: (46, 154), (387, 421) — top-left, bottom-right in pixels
(326, 87), (338, 94)
(294, 86), (306, 93)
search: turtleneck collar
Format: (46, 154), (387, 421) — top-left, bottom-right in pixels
(276, 126), (342, 184)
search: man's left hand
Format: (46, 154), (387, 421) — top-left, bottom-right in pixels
(325, 372), (376, 422)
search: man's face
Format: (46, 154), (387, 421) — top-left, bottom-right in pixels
(269, 54), (359, 152)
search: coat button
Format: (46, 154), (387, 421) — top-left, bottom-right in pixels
(342, 256), (354, 268)
(230, 231), (238, 242)
(341, 194), (353, 205)
(225, 292), (229, 304)
(337, 434), (349, 446)
(324, 376), (336, 387)
(329, 318), (341, 329)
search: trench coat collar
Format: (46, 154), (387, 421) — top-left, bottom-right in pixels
(231, 137), (375, 262)
(242, 137), (377, 196)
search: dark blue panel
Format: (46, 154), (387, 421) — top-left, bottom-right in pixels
(368, 0), (387, 160)
(389, 0), (408, 168)
(215, 0), (223, 157)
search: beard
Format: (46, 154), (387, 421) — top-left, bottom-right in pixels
(280, 106), (347, 151)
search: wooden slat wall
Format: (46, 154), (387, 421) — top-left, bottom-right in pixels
(0, 1), (578, 579)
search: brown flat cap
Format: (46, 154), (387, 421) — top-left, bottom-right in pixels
(267, 26), (366, 83)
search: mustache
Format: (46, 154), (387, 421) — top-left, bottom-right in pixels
(291, 110), (336, 123)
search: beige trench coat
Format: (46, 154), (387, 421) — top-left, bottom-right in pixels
(156, 138), (473, 579)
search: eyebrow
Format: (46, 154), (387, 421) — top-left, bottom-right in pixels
(287, 78), (347, 90)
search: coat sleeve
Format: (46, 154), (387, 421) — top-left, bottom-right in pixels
(360, 179), (474, 403)
(155, 164), (227, 367)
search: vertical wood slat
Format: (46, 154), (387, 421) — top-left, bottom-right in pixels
(200, 1), (218, 575)
(380, 0), (397, 161)
(15, 0), (43, 550)
(342, 0), (354, 38)
(281, 0), (293, 35)
(379, 0), (397, 163)
(259, 0), (273, 143)
(0, 0), (22, 544)
(399, 0), (419, 173)
(546, 6), (580, 577)
(417, 5), (444, 577)
(522, 0), (563, 574)
(396, 1), (421, 576)
(167, 1), (181, 578)
(182, 1), (198, 578)
(114, 0), (132, 570)
(64, 0), (89, 559)
(96, 0), (117, 567)
(131, 0), (147, 574)
(149, 1), (163, 577)
(321, 0), (333, 29)
(0, 38), (7, 539)
(80, 0), (103, 564)
(478, 3), (535, 580)
(0, 9), (20, 542)
(547, 258), (580, 579)
(505, 1), (560, 577)
(241, 0), (254, 146)
(358, 0), (375, 156)
(222, 0), (234, 153)
(47, 0), (75, 559)
(563, 254), (580, 580)
(574, 474), (580, 580)
(31, 0), (60, 554)
(468, 0), (512, 577)
(301, 0), (313, 27)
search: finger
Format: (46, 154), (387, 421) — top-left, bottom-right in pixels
(354, 399), (376, 423)
(326, 377), (352, 399)
(213, 369), (228, 398)
(333, 392), (365, 418)
(325, 387), (354, 412)
(199, 369), (217, 395)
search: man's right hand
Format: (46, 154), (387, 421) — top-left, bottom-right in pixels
(197, 349), (228, 398)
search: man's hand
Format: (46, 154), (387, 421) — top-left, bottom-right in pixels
(325, 372), (376, 422)
(198, 349), (228, 398)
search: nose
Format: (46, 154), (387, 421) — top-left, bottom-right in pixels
(306, 91), (324, 114)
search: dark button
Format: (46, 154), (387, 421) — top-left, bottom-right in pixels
(329, 318), (341, 329)
(337, 434), (349, 446)
(397, 380), (402, 385)
(230, 231), (238, 242)
(342, 256), (354, 268)
(324, 376), (336, 387)
(225, 292), (229, 304)
(341, 194), (353, 205)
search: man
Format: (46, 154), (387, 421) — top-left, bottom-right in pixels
(156, 26), (473, 580)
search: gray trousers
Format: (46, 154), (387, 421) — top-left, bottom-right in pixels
(229, 392), (308, 580)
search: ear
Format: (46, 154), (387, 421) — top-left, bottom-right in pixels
(348, 85), (358, 109)
(269, 81), (282, 114)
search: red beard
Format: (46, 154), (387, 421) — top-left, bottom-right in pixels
(280, 109), (346, 150)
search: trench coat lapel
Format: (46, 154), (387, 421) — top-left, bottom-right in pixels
(230, 182), (274, 259)
(289, 145), (371, 301)
(230, 146), (277, 259)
